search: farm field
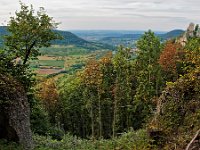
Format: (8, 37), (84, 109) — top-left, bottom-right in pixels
(31, 47), (110, 76)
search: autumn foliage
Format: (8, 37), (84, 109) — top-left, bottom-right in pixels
(82, 59), (102, 86)
(37, 78), (59, 112)
(159, 42), (182, 73)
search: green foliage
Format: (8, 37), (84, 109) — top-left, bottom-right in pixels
(5, 2), (60, 64)
(49, 127), (65, 141)
(0, 140), (22, 150)
(193, 24), (199, 37)
(185, 37), (200, 52)
(2, 20), (200, 150)
(0, 49), (34, 92)
(57, 49), (138, 139)
(151, 68), (200, 149)
(134, 30), (163, 127)
(112, 46), (135, 136)
(149, 34), (200, 148)
(32, 130), (153, 150)
(31, 99), (51, 135)
(0, 3), (61, 149)
(58, 74), (89, 138)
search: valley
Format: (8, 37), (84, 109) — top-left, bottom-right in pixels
(0, 4), (199, 148)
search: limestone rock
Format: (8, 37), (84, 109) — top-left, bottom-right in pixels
(177, 32), (187, 46)
(0, 74), (34, 150)
(187, 22), (195, 37)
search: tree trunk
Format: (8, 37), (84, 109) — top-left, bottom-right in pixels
(98, 92), (102, 138)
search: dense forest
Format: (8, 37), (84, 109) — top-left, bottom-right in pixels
(0, 3), (200, 150)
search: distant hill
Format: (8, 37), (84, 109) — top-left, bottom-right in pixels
(99, 34), (142, 47)
(0, 26), (184, 49)
(0, 26), (114, 50)
(158, 29), (185, 40)
(53, 30), (114, 50)
(0, 26), (7, 47)
(98, 30), (185, 47)
(70, 30), (146, 41)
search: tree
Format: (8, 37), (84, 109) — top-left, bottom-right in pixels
(112, 46), (133, 137)
(5, 2), (60, 65)
(134, 30), (163, 127)
(158, 41), (183, 81)
(82, 59), (102, 139)
(36, 78), (59, 124)
(159, 42), (178, 73)
(0, 3), (61, 149)
(193, 24), (199, 37)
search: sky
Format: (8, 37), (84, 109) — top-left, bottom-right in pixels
(0, 0), (200, 31)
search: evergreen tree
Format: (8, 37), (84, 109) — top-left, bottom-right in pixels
(134, 30), (163, 127)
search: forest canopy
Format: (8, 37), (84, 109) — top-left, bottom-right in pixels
(0, 2), (200, 150)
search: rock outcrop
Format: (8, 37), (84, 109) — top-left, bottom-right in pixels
(0, 74), (34, 150)
(177, 22), (200, 46)
(186, 22), (195, 37)
(149, 68), (200, 149)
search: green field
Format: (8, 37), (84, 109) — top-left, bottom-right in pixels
(39, 60), (65, 68)
(40, 45), (90, 56)
(31, 60), (64, 68)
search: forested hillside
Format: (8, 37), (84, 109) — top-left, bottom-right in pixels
(0, 26), (114, 51)
(159, 29), (185, 40)
(0, 2), (200, 150)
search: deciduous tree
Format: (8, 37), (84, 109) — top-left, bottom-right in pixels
(5, 2), (60, 65)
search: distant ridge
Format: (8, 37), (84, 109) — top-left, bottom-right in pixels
(98, 29), (185, 47)
(0, 26), (7, 47)
(53, 30), (114, 50)
(159, 29), (185, 40)
(0, 26), (184, 49)
(0, 26), (114, 50)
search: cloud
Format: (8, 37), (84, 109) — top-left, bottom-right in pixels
(0, 0), (199, 30)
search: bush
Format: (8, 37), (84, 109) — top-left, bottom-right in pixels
(0, 130), (155, 150)
(0, 139), (22, 150)
(33, 130), (155, 150)
(49, 127), (64, 141)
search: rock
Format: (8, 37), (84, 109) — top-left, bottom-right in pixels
(177, 32), (187, 46)
(0, 74), (34, 150)
(187, 22), (195, 37)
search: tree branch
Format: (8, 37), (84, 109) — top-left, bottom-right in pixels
(23, 40), (36, 65)
(185, 129), (200, 150)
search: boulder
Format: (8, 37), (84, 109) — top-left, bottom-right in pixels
(0, 74), (34, 150)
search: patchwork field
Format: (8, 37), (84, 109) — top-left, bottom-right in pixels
(31, 47), (109, 76)
(36, 68), (64, 75)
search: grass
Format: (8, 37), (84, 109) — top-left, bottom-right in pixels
(39, 60), (65, 68)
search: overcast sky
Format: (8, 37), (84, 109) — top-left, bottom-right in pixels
(0, 0), (199, 31)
